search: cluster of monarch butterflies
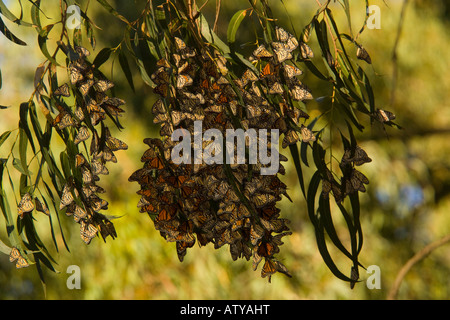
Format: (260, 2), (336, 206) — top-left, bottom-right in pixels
(130, 27), (317, 281)
(50, 45), (127, 244)
(8, 247), (29, 269)
(320, 145), (372, 204)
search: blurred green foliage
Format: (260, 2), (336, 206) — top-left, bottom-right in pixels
(0, 0), (449, 299)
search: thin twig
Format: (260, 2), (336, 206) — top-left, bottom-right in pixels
(387, 234), (450, 300)
(213, 0), (221, 33)
(390, 0), (410, 107)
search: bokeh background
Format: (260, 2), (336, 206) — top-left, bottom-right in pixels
(0, 0), (449, 299)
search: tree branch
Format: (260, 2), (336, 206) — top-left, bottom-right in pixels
(387, 234), (450, 300)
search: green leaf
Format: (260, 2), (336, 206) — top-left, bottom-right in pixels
(227, 9), (249, 47)
(289, 144), (306, 199)
(306, 170), (321, 226)
(118, 50), (135, 92)
(349, 192), (364, 255)
(96, 0), (130, 25)
(12, 158), (28, 176)
(0, 0), (33, 27)
(315, 216), (354, 283)
(30, 0), (42, 32)
(93, 47), (112, 68)
(0, 130), (11, 148)
(0, 15), (27, 45)
(18, 127), (30, 176)
(19, 102), (36, 154)
(318, 194), (353, 260)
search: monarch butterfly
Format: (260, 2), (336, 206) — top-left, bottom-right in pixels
(145, 156), (165, 170)
(103, 104), (125, 117)
(282, 129), (299, 148)
(18, 193), (34, 218)
(80, 221), (98, 244)
(342, 146), (372, 166)
(79, 79), (94, 97)
(53, 112), (75, 130)
(286, 35), (299, 52)
(177, 60), (191, 74)
(257, 241), (277, 257)
(287, 107), (310, 124)
(376, 109), (396, 123)
(290, 85), (313, 101)
(156, 205), (177, 222)
(69, 65), (83, 85)
(356, 46), (372, 64)
(103, 97), (125, 107)
(245, 104), (264, 120)
(73, 204), (87, 223)
(216, 92), (229, 104)
(153, 112), (168, 125)
(284, 64), (303, 78)
(261, 217), (289, 233)
(74, 126), (90, 145)
(105, 133), (128, 151)
(140, 202), (159, 214)
(350, 266), (359, 289)
(151, 67), (170, 85)
(210, 81), (222, 92)
(154, 83), (169, 98)
(230, 240), (245, 261)
(94, 79), (114, 92)
(97, 219), (117, 241)
(261, 258), (291, 282)
(60, 184), (75, 210)
(89, 195), (109, 212)
(204, 104), (223, 113)
(174, 37), (187, 51)
(75, 45), (90, 58)
(176, 74), (193, 89)
(164, 174), (190, 188)
(272, 42), (293, 64)
(151, 99), (166, 115)
(15, 255), (29, 269)
(156, 58), (171, 69)
(241, 69), (258, 86)
(158, 123), (174, 139)
(91, 159), (109, 175)
(275, 26), (289, 42)
(171, 110), (187, 126)
(300, 42), (314, 59)
(252, 45), (273, 59)
(54, 83), (71, 97)
(181, 48), (196, 60)
(81, 167), (94, 184)
(300, 124), (316, 142)
(261, 259), (277, 281)
(214, 227), (232, 249)
(172, 53), (183, 67)
(9, 247), (20, 263)
(101, 145), (117, 163)
(269, 82), (284, 95)
(350, 169), (369, 193)
(140, 147), (159, 163)
(137, 196), (151, 209)
(34, 197), (50, 216)
(250, 224), (264, 246)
